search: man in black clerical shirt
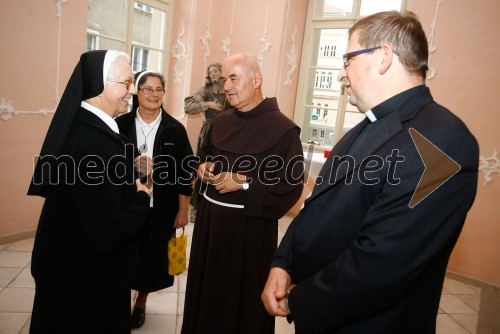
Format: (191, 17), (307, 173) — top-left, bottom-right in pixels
(262, 11), (479, 334)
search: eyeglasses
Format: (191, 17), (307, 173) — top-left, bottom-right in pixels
(107, 78), (135, 90)
(139, 87), (165, 95)
(342, 46), (381, 70)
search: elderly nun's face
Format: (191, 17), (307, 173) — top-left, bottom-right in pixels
(101, 57), (136, 118)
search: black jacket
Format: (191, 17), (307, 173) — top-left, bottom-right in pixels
(115, 108), (193, 217)
(273, 87), (479, 333)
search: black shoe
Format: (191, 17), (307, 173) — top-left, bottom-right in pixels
(131, 307), (146, 329)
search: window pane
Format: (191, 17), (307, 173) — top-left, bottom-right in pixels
(301, 28), (348, 147)
(360, 0), (402, 16)
(132, 47), (147, 72)
(87, 0), (127, 43)
(86, 35), (97, 52)
(93, 37), (125, 52)
(309, 108), (337, 147)
(132, 2), (166, 72)
(342, 108), (365, 137)
(296, 0), (408, 150)
(304, 106), (337, 148)
(316, 0), (354, 17)
(132, 47), (163, 73)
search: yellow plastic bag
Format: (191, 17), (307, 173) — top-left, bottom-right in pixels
(168, 227), (187, 276)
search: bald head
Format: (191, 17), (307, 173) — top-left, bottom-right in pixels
(221, 53), (264, 112)
(224, 53), (262, 77)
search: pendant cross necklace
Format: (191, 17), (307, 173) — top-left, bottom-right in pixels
(139, 127), (155, 153)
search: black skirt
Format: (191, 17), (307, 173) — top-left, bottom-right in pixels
(30, 290), (130, 334)
(132, 205), (176, 292)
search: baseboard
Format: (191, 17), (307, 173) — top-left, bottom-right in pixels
(0, 230), (36, 245)
(446, 270), (499, 288)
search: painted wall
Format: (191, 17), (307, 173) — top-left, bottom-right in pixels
(409, 0), (500, 285)
(168, 0), (308, 150)
(0, 0), (498, 285)
(0, 0), (307, 237)
(0, 1), (87, 240)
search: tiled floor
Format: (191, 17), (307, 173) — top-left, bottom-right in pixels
(1, 215), (498, 333)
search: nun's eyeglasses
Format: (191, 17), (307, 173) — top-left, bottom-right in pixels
(107, 78), (135, 90)
(139, 87), (165, 95)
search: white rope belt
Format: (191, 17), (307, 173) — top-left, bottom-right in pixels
(203, 189), (244, 209)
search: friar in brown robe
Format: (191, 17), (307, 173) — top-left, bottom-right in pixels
(182, 53), (304, 334)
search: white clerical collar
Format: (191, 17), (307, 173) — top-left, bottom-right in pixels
(365, 110), (377, 123)
(81, 101), (120, 133)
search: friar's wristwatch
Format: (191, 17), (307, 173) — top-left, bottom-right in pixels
(242, 177), (252, 191)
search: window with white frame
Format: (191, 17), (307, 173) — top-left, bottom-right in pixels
(86, 30), (99, 52)
(134, 2), (153, 14)
(295, 0), (407, 149)
(132, 46), (149, 72)
(86, 0), (172, 74)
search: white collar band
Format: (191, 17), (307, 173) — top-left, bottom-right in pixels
(365, 110), (377, 122)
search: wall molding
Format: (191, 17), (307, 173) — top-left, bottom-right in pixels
(222, 0), (237, 55)
(200, 0), (213, 67)
(258, 0), (273, 70)
(426, 0), (444, 80)
(0, 99), (54, 121)
(0, 0), (68, 121)
(284, 27), (298, 86)
(170, 18), (188, 84)
(479, 148), (500, 186)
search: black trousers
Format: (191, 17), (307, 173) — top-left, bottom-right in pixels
(30, 290), (130, 334)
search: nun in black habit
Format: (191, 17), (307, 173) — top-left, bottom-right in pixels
(28, 50), (152, 334)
